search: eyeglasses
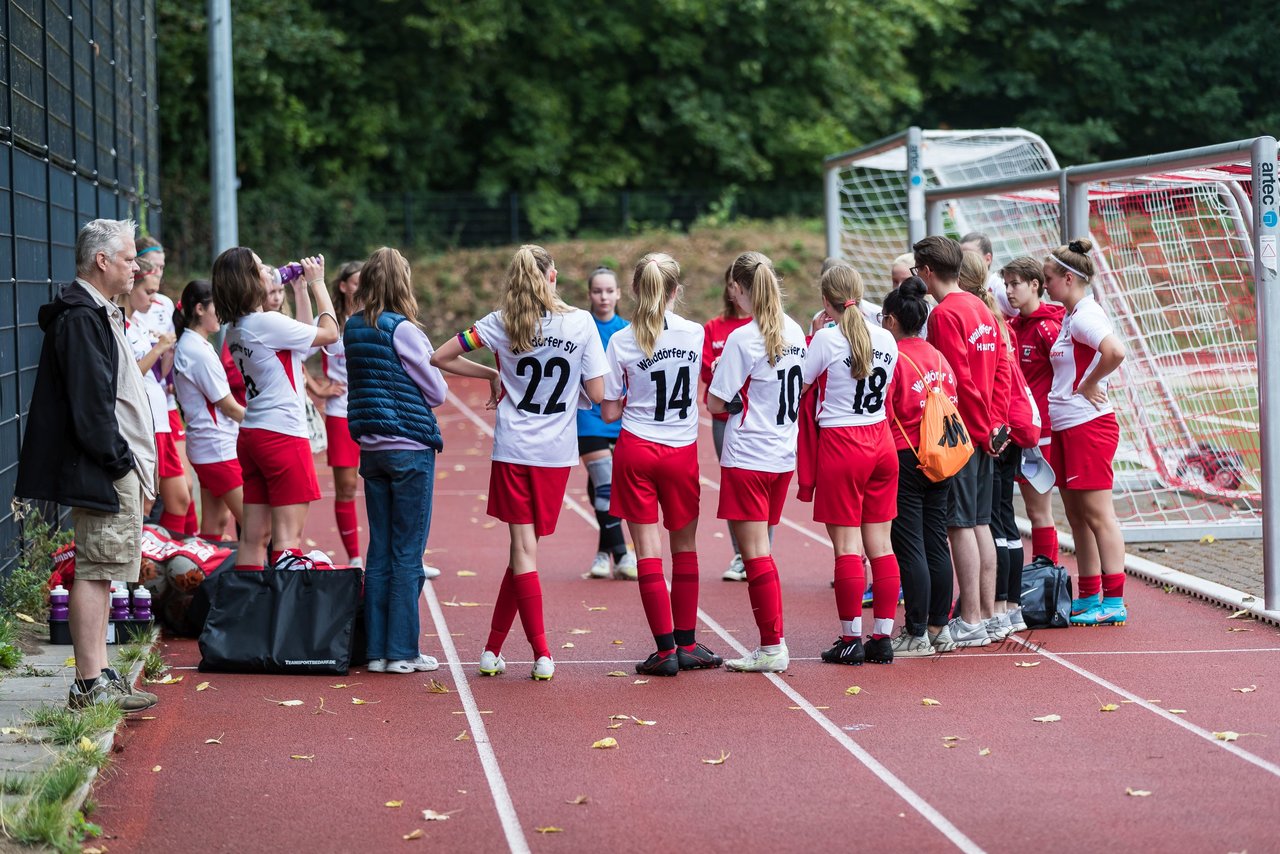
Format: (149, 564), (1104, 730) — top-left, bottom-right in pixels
(875, 312), (884, 324)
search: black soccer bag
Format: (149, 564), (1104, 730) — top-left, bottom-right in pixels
(1019, 555), (1073, 629)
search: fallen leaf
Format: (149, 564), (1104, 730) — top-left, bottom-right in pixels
(152, 765), (162, 772)
(921, 698), (942, 706)
(64, 656), (76, 666)
(1169, 709), (1188, 715)
(633, 680), (649, 685)
(268, 698), (304, 707)
(1100, 704), (1120, 712)
(386, 800), (404, 808)
(351, 697), (381, 705)
(425, 680), (451, 694)
(1199, 534), (1216, 544)
(13, 612), (34, 624)
(979, 748), (991, 756)
(942, 736), (963, 742)
(205, 733), (224, 745)
(632, 717), (656, 726)
(535, 827), (563, 834)
(0, 727), (25, 736)
(607, 671), (628, 677)
(455, 731), (470, 742)
(562, 643), (575, 649)
(591, 737), (619, 749)
(1014, 661), (1040, 668)
(1213, 731), (1240, 742)
(314, 697), (336, 716)
(1226, 627), (1251, 633)
(1232, 685), (1257, 694)
(403, 829), (423, 840)
(566, 795), (589, 805)
(584, 604), (608, 611)
(330, 682), (361, 689)
(152, 675), (183, 685)
(608, 714), (632, 721)
(1227, 609), (1252, 620)
(606, 723), (623, 730)
(291, 754), (315, 761)
(422, 810), (453, 821)
(196, 681), (211, 692)
(1125, 788), (1152, 797)
(83, 847), (107, 854)
(845, 686), (862, 696)
(139, 716), (157, 720)
(482, 522), (497, 529)
(1033, 715), (1062, 723)
(77, 736), (94, 751)
(457, 570), (476, 577)
(457, 602), (481, 607)
(943, 743), (957, 749)
(568, 628), (591, 635)
(305, 538), (318, 547)
(611, 640), (624, 645)
(701, 750), (731, 765)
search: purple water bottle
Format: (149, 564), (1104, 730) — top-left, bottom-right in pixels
(271, 262), (305, 286)
(131, 587), (152, 621)
(110, 587), (131, 622)
(49, 585), (69, 622)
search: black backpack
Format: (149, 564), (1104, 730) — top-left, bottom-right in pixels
(1019, 556), (1073, 629)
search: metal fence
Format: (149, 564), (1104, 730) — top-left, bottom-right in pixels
(0, 0), (162, 575)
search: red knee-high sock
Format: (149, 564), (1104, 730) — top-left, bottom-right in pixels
(834, 554), (865, 640)
(183, 502), (199, 536)
(1031, 526), (1059, 563)
(1101, 572), (1125, 599)
(159, 511), (185, 534)
(637, 558), (675, 652)
(1077, 574), (1102, 599)
(335, 500), (361, 560)
(870, 554), (901, 637)
(744, 556), (783, 646)
(513, 571), (550, 659)
(671, 551), (700, 647)
(485, 568), (518, 654)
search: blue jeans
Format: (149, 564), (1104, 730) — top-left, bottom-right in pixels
(360, 448), (436, 661)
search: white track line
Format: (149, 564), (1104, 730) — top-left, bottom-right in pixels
(423, 563), (531, 854)
(1008, 634), (1280, 780)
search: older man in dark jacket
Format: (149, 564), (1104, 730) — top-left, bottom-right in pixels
(16, 218), (159, 712)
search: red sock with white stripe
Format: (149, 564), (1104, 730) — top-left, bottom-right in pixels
(159, 511), (186, 535)
(1100, 572), (1125, 600)
(334, 500), (361, 561)
(513, 571), (551, 659)
(184, 503), (199, 536)
(869, 554), (901, 638)
(485, 568), (517, 654)
(637, 558), (675, 653)
(834, 554), (865, 641)
(744, 556), (783, 646)
(671, 551), (699, 648)
(1031, 526), (1059, 562)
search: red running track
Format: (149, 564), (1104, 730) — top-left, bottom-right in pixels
(93, 378), (1280, 853)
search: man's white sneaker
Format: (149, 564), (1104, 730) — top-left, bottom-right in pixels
(386, 654), (440, 673)
(948, 617), (993, 648)
(588, 552), (612, 579)
(478, 651), (505, 676)
(929, 625), (958, 652)
(422, 563), (442, 579)
(1007, 607), (1028, 633)
(366, 659), (388, 673)
(531, 656), (555, 681)
(724, 643), (789, 673)
(722, 554), (747, 582)
(890, 627), (936, 657)
(614, 551), (638, 581)
(985, 613), (1013, 641)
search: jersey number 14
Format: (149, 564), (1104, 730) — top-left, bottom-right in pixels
(653, 366), (692, 421)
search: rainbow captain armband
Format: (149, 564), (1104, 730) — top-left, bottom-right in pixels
(457, 327), (484, 352)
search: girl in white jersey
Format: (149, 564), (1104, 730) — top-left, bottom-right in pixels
(172, 279), (245, 538)
(1043, 238), (1128, 626)
(432, 244), (608, 681)
(801, 264), (901, 666)
(600, 253), (722, 677)
(708, 251), (807, 673)
(212, 248), (339, 570)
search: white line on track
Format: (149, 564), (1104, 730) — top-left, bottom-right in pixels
(423, 558), (532, 854)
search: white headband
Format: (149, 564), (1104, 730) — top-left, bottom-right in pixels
(1050, 254), (1088, 280)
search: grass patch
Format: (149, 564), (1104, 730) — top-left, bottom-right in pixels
(27, 703), (122, 748)
(1, 774), (31, 795)
(0, 615), (23, 670)
(4, 500), (73, 622)
(141, 650), (168, 681)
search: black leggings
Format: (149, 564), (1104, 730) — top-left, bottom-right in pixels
(991, 446), (1024, 604)
(890, 450), (954, 636)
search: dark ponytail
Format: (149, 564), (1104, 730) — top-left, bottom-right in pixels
(175, 279), (214, 338)
(882, 276), (930, 336)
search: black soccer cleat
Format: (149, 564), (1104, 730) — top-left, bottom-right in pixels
(820, 637), (865, 666)
(863, 635), (894, 665)
(635, 650), (680, 677)
(676, 642), (723, 670)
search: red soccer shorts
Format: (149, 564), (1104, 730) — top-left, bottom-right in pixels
(1052, 412), (1118, 491)
(156, 430), (186, 479)
(192, 459), (244, 498)
(814, 422), (899, 527)
(487, 462), (572, 537)
(325, 415), (361, 469)
(238, 427), (322, 506)
(610, 430), (700, 530)
(717, 466), (793, 526)
(167, 408), (186, 441)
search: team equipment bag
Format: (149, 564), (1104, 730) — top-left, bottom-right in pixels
(1019, 555), (1073, 629)
(893, 352), (974, 482)
(198, 565), (362, 675)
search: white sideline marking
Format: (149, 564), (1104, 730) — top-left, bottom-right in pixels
(1009, 634), (1280, 780)
(424, 573), (531, 854)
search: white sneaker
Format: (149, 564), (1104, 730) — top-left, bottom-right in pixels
(722, 554), (747, 582)
(588, 552), (612, 579)
(928, 626), (958, 653)
(725, 643), (789, 673)
(947, 617), (993, 648)
(614, 551), (638, 581)
(386, 654), (440, 673)
(366, 659), (388, 673)
(422, 563), (441, 579)
(531, 656), (555, 681)
(985, 613), (1013, 641)
(890, 627), (936, 657)
(349, 556), (364, 569)
(1007, 607), (1028, 633)
(478, 651), (505, 676)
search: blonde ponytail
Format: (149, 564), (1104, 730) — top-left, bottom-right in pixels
(819, 264), (873, 378)
(501, 244), (567, 353)
(631, 253), (680, 358)
(731, 252), (786, 365)
(959, 248), (1009, 346)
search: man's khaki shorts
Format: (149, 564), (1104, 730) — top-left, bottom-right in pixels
(71, 470), (143, 583)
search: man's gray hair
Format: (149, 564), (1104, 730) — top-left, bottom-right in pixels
(75, 218), (136, 274)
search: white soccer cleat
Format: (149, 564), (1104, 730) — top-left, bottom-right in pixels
(724, 644), (789, 673)
(478, 650), (505, 676)
(614, 551), (638, 581)
(588, 552), (612, 579)
(531, 656), (555, 681)
(722, 554), (747, 582)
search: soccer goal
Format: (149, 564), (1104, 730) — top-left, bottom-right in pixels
(824, 130), (1277, 547)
